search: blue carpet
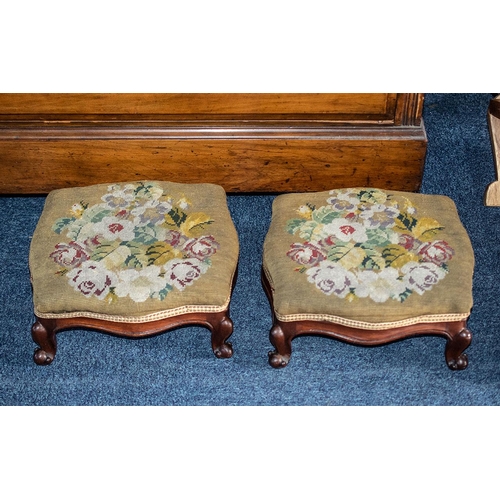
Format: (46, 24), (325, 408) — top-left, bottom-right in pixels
(1, 93), (499, 406)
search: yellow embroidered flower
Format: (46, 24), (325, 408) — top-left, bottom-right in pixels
(146, 242), (182, 266)
(181, 212), (213, 235)
(338, 246), (366, 269)
(296, 205), (313, 219)
(101, 245), (131, 269)
(70, 203), (85, 218)
(412, 217), (444, 240)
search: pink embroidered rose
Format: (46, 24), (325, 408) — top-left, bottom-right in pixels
(164, 230), (187, 248)
(287, 242), (326, 266)
(417, 240), (454, 265)
(164, 258), (208, 291)
(306, 261), (358, 298)
(184, 236), (220, 260)
(82, 235), (103, 248)
(320, 235), (337, 247)
(401, 262), (446, 295)
(399, 234), (418, 251)
(66, 261), (117, 299)
(50, 242), (89, 268)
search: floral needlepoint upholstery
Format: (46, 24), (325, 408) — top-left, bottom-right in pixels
(262, 188), (474, 369)
(30, 181), (239, 323)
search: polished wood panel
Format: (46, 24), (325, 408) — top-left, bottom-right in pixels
(0, 93), (426, 194)
(0, 93), (397, 121)
(0, 128), (426, 193)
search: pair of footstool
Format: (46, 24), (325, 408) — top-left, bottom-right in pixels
(29, 181), (474, 370)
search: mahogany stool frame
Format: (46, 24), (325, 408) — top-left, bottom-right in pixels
(31, 310), (234, 366)
(31, 271), (238, 366)
(262, 269), (472, 370)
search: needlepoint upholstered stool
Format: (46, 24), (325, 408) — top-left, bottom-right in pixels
(29, 180), (239, 365)
(262, 187), (474, 370)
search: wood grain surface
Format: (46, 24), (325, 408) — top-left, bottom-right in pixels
(0, 93), (426, 193)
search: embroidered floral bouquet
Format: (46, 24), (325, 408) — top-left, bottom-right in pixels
(285, 188), (455, 303)
(49, 182), (219, 303)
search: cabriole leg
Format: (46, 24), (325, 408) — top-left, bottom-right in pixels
(268, 323), (293, 368)
(210, 312), (234, 359)
(445, 326), (472, 370)
(31, 318), (57, 366)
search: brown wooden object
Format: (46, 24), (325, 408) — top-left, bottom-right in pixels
(31, 309), (234, 365)
(0, 93), (426, 194)
(485, 96), (500, 206)
(262, 270), (471, 370)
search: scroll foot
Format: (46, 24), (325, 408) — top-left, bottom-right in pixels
(33, 348), (55, 366)
(31, 319), (57, 366)
(211, 314), (234, 359)
(268, 324), (293, 368)
(445, 327), (472, 370)
(268, 350), (290, 368)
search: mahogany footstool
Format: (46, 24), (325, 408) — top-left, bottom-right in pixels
(262, 187), (475, 370)
(29, 180), (239, 365)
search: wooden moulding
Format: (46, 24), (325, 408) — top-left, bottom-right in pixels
(0, 93), (427, 194)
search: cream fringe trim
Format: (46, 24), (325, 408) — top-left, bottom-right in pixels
(274, 311), (470, 330)
(34, 296), (231, 324)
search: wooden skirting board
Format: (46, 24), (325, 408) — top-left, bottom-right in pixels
(0, 93), (427, 194)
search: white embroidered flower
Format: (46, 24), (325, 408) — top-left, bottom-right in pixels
(91, 217), (136, 241)
(66, 261), (117, 299)
(359, 204), (400, 229)
(131, 199), (173, 225)
(164, 258), (209, 291)
(354, 268), (407, 303)
(101, 184), (137, 208)
(306, 261), (358, 298)
(177, 196), (191, 210)
(401, 262), (447, 295)
(327, 191), (360, 211)
(323, 218), (368, 243)
(114, 267), (166, 302)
